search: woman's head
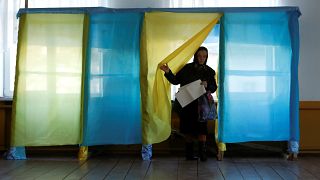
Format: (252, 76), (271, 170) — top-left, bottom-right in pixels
(193, 46), (208, 65)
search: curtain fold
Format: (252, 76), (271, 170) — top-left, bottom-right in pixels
(218, 12), (294, 143)
(12, 14), (85, 146)
(140, 12), (221, 144)
(82, 12), (143, 145)
(288, 10), (301, 152)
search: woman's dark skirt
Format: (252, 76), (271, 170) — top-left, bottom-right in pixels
(178, 99), (208, 135)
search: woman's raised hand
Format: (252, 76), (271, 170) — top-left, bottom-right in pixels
(160, 63), (170, 73)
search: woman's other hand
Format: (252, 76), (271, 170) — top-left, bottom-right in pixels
(201, 81), (207, 88)
(206, 91), (213, 103)
(160, 64), (170, 73)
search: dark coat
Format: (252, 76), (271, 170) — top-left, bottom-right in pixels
(164, 62), (217, 135)
(164, 62), (217, 93)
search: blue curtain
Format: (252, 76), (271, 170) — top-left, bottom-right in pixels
(218, 12), (295, 143)
(288, 10), (301, 152)
(82, 12), (143, 145)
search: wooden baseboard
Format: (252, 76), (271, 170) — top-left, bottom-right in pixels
(300, 101), (320, 110)
(300, 101), (320, 151)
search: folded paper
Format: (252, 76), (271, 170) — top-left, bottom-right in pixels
(175, 79), (206, 107)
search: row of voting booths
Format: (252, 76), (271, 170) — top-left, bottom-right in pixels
(8, 7), (300, 160)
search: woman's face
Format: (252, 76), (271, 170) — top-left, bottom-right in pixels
(197, 50), (207, 65)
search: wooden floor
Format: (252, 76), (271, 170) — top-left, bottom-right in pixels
(1, 153), (320, 180)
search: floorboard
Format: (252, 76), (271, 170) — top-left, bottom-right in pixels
(0, 153), (320, 180)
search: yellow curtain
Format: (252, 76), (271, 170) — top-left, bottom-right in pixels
(140, 12), (222, 144)
(12, 14), (86, 146)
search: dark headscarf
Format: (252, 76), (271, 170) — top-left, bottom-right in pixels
(192, 46), (209, 80)
(193, 46), (208, 65)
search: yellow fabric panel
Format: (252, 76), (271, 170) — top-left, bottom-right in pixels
(12, 14), (85, 146)
(141, 12), (222, 144)
(79, 15), (89, 145)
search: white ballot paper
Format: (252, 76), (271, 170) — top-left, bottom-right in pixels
(175, 79), (206, 108)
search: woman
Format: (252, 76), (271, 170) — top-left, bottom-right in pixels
(160, 46), (217, 161)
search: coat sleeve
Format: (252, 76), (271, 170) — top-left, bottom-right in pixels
(164, 66), (186, 85)
(206, 68), (217, 93)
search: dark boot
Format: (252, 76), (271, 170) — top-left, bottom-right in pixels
(185, 142), (198, 160)
(199, 141), (207, 161)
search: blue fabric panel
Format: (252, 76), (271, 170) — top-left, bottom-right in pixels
(288, 11), (301, 143)
(219, 12), (293, 143)
(82, 12), (143, 145)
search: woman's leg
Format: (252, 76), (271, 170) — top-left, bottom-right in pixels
(185, 134), (198, 160)
(198, 135), (207, 161)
